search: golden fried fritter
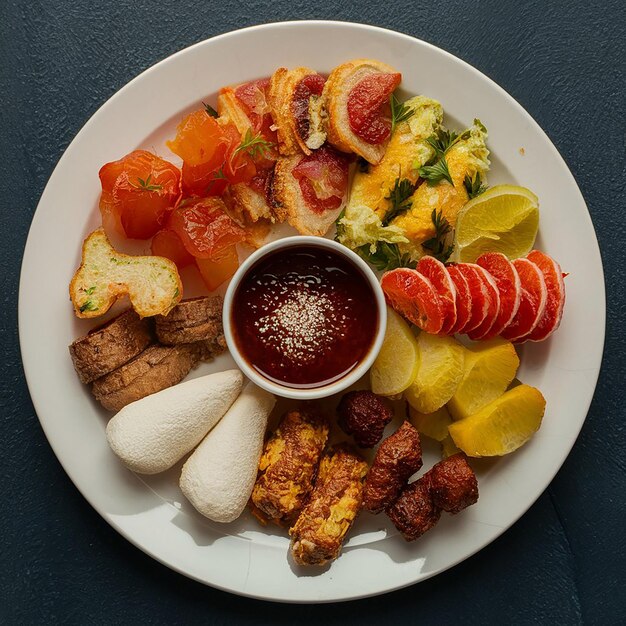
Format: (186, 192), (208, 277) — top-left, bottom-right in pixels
(425, 453), (478, 514)
(363, 421), (422, 514)
(289, 444), (368, 566)
(337, 390), (393, 448)
(251, 407), (329, 525)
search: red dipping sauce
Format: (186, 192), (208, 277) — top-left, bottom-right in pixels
(231, 245), (379, 388)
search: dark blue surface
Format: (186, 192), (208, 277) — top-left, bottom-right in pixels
(1, 1), (625, 623)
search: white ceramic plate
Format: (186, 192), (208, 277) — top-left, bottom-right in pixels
(19, 21), (605, 603)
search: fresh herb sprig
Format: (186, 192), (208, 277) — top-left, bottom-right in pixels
(382, 177), (415, 226)
(418, 159), (454, 186)
(463, 172), (487, 199)
(203, 101), (219, 118)
(422, 209), (454, 262)
(390, 94), (415, 134)
(130, 174), (162, 192)
(235, 129), (275, 160)
(356, 242), (416, 272)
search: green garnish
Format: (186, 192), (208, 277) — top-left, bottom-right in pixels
(382, 177), (415, 226)
(419, 158), (454, 186)
(79, 300), (98, 313)
(235, 129), (275, 160)
(83, 286), (96, 295)
(202, 101), (219, 118)
(463, 172), (487, 199)
(205, 168), (227, 194)
(356, 242), (416, 272)
(390, 94), (415, 134)
(130, 174), (162, 192)
(422, 209), (454, 262)
(425, 128), (469, 159)
(334, 209), (346, 242)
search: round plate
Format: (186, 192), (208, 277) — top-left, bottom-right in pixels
(19, 21), (605, 602)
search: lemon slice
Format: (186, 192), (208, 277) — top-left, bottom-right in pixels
(452, 185), (539, 262)
(447, 338), (520, 420)
(449, 384), (546, 456)
(370, 307), (420, 396)
(405, 333), (466, 413)
(409, 405), (452, 442)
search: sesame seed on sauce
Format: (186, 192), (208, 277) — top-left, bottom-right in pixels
(231, 246), (378, 388)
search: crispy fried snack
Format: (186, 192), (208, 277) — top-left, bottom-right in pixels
(337, 390), (393, 448)
(363, 421), (422, 514)
(386, 476), (441, 541)
(290, 444), (368, 566)
(251, 407), (329, 525)
(425, 453), (478, 514)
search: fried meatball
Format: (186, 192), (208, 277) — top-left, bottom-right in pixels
(363, 421), (422, 514)
(425, 453), (478, 514)
(337, 390), (393, 448)
(386, 477), (441, 541)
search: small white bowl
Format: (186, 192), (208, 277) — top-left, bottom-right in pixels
(223, 236), (387, 400)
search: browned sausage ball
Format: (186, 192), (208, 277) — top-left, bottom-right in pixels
(337, 390), (393, 448)
(425, 453), (479, 514)
(386, 477), (441, 541)
(363, 421), (422, 513)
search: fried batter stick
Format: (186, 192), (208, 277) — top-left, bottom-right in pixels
(251, 407), (329, 525)
(290, 444), (368, 566)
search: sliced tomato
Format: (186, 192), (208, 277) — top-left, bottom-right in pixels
(181, 161), (229, 197)
(347, 72), (401, 144)
(417, 257), (457, 335)
(500, 258), (548, 342)
(234, 79), (276, 140)
(446, 265), (473, 335)
(292, 145), (351, 213)
(381, 268), (444, 334)
(151, 228), (195, 268)
(169, 197), (245, 259)
(196, 245), (239, 291)
(519, 250), (566, 342)
(466, 266), (501, 340)
(99, 150), (181, 240)
(292, 73), (326, 142)
(476, 252), (522, 339)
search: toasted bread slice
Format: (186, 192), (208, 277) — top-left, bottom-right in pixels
(268, 67), (327, 156)
(70, 228), (182, 319)
(155, 296), (223, 346)
(324, 59), (400, 165)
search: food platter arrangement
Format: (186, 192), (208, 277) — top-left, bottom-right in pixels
(19, 22), (604, 601)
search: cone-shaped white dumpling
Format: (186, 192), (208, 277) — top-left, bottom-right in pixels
(106, 369), (243, 474)
(180, 382), (276, 522)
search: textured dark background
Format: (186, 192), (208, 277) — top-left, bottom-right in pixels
(1, 0), (625, 623)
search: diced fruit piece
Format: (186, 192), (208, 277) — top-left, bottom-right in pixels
(381, 269), (445, 334)
(417, 257), (457, 335)
(405, 333), (466, 413)
(446, 265), (472, 335)
(475, 252), (521, 339)
(448, 384), (546, 457)
(409, 405), (453, 442)
(447, 338), (520, 421)
(466, 265), (500, 340)
(151, 228), (195, 268)
(454, 264), (490, 334)
(500, 258), (547, 342)
(195, 245), (239, 291)
(520, 250), (566, 342)
(452, 185), (539, 263)
(441, 435), (461, 459)
(371, 307), (420, 396)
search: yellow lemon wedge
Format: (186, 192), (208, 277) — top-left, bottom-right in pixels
(441, 435), (462, 459)
(409, 405), (452, 442)
(447, 338), (519, 421)
(452, 185), (539, 262)
(405, 333), (466, 413)
(448, 384), (546, 456)
(370, 307), (420, 396)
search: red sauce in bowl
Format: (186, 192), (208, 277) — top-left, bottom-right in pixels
(231, 245), (379, 388)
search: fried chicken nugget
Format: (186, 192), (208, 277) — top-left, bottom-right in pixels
(386, 476), (441, 541)
(289, 444), (368, 566)
(425, 453), (478, 514)
(251, 407), (329, 525)
(363, 421), (422, 514)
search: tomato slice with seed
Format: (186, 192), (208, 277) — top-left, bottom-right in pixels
(347, 72), (401, 144)
(99, 150), (181, 240)
(446, 265), (473, 335)
(169, 197), (245, 259)
(466, 266), (501, 340)
(292, 145), (350, 213)
(381, 268), (444, 334)
(151, 228), (195, 268)
(519, 250), (566, 342)
(292, 74), (326, 142)
(416, 257), (457, 335)
(500, 258), (548, 342)
(476, 252), (521, 339)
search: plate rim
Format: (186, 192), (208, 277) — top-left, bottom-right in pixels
(18, 19), (606, 603)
